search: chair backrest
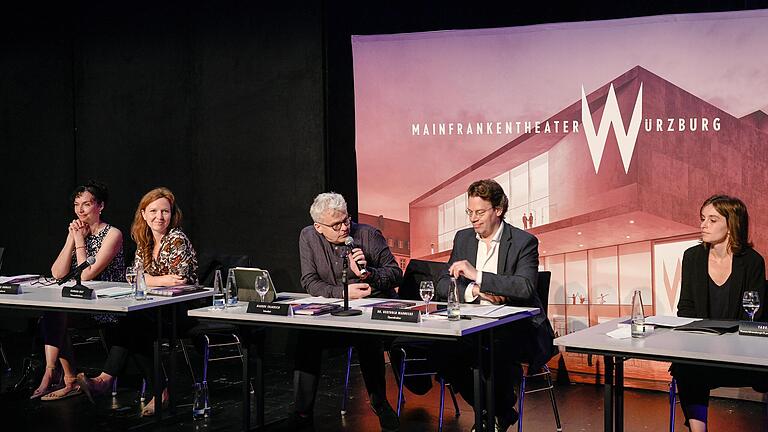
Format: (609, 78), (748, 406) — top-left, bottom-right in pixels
(197, 253), (251, 287)
(398, 259), (448, 301)
(536, 270), (552, 315)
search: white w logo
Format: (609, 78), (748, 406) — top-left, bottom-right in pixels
(581, 83), (643, 174)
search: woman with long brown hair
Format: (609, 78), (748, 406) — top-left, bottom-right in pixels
(77, 187), (197, 416)
(673, 194), (768, 431)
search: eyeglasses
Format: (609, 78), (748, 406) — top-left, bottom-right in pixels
(465, 207), (494, 218)
(317, 216), (351, 231)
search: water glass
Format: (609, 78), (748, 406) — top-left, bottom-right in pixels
(255, 275), (269, 303)
(743, 291), (760, 321)
(419, 280), (435, 318)
(125, 263), (137, 297)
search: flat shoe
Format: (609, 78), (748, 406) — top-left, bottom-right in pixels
(30, 369), (63, 400)
(40, 381), (83, 402)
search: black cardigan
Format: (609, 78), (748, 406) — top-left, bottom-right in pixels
(677, 244), (766, 320)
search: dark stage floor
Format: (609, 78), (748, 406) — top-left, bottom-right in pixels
(1, 330), (765, 432)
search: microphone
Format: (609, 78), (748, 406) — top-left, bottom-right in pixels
(344, 236), (368, 277)
(58, 256), (96, 285)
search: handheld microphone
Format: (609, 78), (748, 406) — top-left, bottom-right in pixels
(58, 256), (96, 285)
(344, 236), (368, 277)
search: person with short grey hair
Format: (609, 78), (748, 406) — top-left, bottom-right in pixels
(309, 192), (347, 223)
(289, 191), (402, 431)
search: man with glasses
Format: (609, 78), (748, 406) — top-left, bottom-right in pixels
(289, 192), (402, 431)
(435, 179), (554, 432)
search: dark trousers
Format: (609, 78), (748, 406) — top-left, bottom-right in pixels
(671, 363), (768, 423)
(41, 312), (73, 362)
(102, 312), (157, 392)
(432, 338), (521, 425)
(293, 330), (387, 414)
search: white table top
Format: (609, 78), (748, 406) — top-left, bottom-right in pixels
(554, 317), (768, 369)
(188, 295), (539, 339)
(0, 280), (212, 313)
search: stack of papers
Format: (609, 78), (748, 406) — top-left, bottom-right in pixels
(644, 315), (701, 328)
(96, 286), (134, 298)
(0, 274), (40, 284)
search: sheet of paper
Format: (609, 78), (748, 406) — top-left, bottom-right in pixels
(606, 324), (631, 339)
(645, 315), (701, 328)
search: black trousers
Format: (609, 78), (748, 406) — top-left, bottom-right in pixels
(671, 363), (768, 423)
(431, 338), (521, 425)
(40, 312), (73, 361)
(293, 330), (387, 414)
(102, 312), (157, 392)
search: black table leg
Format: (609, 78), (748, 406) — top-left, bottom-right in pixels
(168, 304), (177, 414)
(615, 357), (624, 432)
(254, 333), (264, 429)
(242, 339), (251, 431)
(486, 329), (495, 431)
(474, 333), (486, 431)
(604, 355), (614, 432)
(154, 306), (164, 420)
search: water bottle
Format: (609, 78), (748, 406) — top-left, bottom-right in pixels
(226, 268), (238, 306)
(212, 269), (225, 310)
(631, 289), (645, 338)
(192, 381), (210, 418)
(135, 267), (147, 300)
(447, 277), (461, 321)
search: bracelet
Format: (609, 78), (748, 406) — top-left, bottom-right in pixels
(75, 245), (86, 250)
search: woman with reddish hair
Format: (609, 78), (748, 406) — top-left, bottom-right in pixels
(78, 187), (197, 416)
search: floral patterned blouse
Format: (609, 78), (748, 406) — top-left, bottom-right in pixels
(70, 224), (125, 282)
(135, 228), (198, 285)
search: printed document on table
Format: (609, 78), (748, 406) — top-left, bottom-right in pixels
(645, 315), (701, 328)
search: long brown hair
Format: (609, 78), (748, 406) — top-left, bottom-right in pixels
(700, 194), (751, 255)
(130, 187), (183, 266)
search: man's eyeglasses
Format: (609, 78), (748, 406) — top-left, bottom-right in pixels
(317, 216), (352, 231)
(465, 207), (494, 218)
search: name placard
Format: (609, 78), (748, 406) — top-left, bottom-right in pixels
(247, 302), (292, 316)
(371, 306), (421, 323)
(62, 285), (96, 300)
(0, 284), (22, 295)
(739, 320), (768, 337)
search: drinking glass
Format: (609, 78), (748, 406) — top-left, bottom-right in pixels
(419, 281), (435, 318)
(743, 291), (760, 321)
(125, 263), (137, 297)
(255, 275), (269, 303)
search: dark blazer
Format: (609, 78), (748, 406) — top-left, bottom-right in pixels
(437, 222), (554, 367)
(299, 223), (402, 299)
(677, 244), (766, 320)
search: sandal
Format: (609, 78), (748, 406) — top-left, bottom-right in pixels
(42, 376), (82, 401)
(30, 366), (62, 400)
(140, 389), (169, 417)
(76, 373), (111, 404)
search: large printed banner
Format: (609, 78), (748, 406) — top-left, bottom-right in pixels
(352, 10), (768, 385)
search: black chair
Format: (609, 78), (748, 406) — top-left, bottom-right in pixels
(182, 254), (254, 395)
(389, 259), (461, 431)
(517, 270), (562, 432)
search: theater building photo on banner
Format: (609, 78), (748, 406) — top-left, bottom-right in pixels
(353, 10), (768, 391)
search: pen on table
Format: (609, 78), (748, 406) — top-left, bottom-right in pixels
(460, 315), (472, 320)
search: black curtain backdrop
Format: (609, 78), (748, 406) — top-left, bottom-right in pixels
(1, 1), (766, 291)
